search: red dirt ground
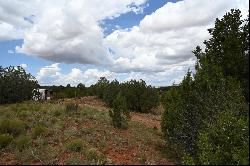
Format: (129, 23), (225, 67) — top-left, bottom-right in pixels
(0, 97), (173, 165)
(58, 96), (173, 165)
(60, 96), (162, 130)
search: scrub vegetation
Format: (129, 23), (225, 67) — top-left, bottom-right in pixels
(0, 9), (248, 165)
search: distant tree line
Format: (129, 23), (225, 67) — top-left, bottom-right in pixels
(40, 83), (88, 99)
(89, 78), (160, 113)
(40, 78), (161, 113)
(161, 9), (249, 165)
(0, 65), (165, 109)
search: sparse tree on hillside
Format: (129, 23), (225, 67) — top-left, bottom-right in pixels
(109, 93), (130, 129)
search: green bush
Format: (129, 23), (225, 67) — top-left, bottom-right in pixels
(86, 148), (100, 161)
(197, 111), (249, 165)
(65, 103), (78, 113)
(53, 109), (62, 117)
(0, 66), (38, 104)
(65, 139), (84, 152)
(161, 9), (249, 164)
(109, 94), (130, 129)
(91, 78), (159, 113)
(0, 133), (13, 149)
(0, 119), (26, 136)
(86, 148), (107, 164)
(15, 135), (31, 151)
(121, 79), (159, 113)
(32, 124), (48, 138)
(161, 72), (249, 163)
(182, 154), (195, 165)
(103, 80), (120, 107)
(161, 71), (200, 157)
(140, 86), (159, 112)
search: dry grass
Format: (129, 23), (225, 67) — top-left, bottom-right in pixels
(0, 99), (174, 165)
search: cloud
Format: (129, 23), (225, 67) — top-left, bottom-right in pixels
(140, 0), (234, 33)
(0, 0), (37, 41)
(0, 22), (24, 41)
(36, 63), (62, 84)
(7, 50), (15, 54)
(16, 7), (113, 65)
(105, 24), (207, 73)
(0, 0), (147, 65)
(20, 64), (27, 68)
(1, 0), (249, 86)
(105, 0), (249, 76)
(36, 61), (192, 87)
(36, 63), (115, 86)
(62, 68), (114, 86)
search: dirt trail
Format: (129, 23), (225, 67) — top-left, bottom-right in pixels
(61, 96), (171, 165)
(59, 96), (162, 130)
(131, 113), (161, 129)
(0, 97), (173, 165)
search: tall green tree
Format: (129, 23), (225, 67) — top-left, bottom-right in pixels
(161, 9), (249, 164)
(194, 9), (249, 100)
(0, 66), (38, 104)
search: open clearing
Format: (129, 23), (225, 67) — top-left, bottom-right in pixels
(0, 97), (174, 165)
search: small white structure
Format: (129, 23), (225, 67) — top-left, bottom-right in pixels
(33, 89), (54, 101)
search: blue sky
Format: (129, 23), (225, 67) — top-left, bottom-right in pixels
(101, 0), (178, 36)
(0, 0), (248, 86)
(0, 0), (173, 77)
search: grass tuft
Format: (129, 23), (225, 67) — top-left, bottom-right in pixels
(0, 119), (26, 136)
(0, 133), (13, 149)
(65, 139), (85, 152)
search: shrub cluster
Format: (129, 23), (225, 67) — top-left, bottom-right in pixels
(0, 119), (27, 150)
(14, 135), (31, 152)
(89, 78), (159, 128)
(90, 78), (159, 113)
(109, 93), (130, 129)
(65, 103), (78, 113)
(32, 124), (48, 138)
(161, 9), (249, 165)
(0, 134), (13, 149)
(0, 119), (26, 136)
(86, 148), (107, 164)
(0, 66), (38, 104)
(65, 139), (85, 152)
(41, 83), (88, 99)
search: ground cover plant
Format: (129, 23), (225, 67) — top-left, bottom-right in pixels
(0, 100), (173, 165)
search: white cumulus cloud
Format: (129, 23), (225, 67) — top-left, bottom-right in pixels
(0, 0), (147, 65)
(105, 0), (249, 78)
(36, 63), (115, 86)
(0, 0), (248, 86)
(140, 0), (234, 33)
